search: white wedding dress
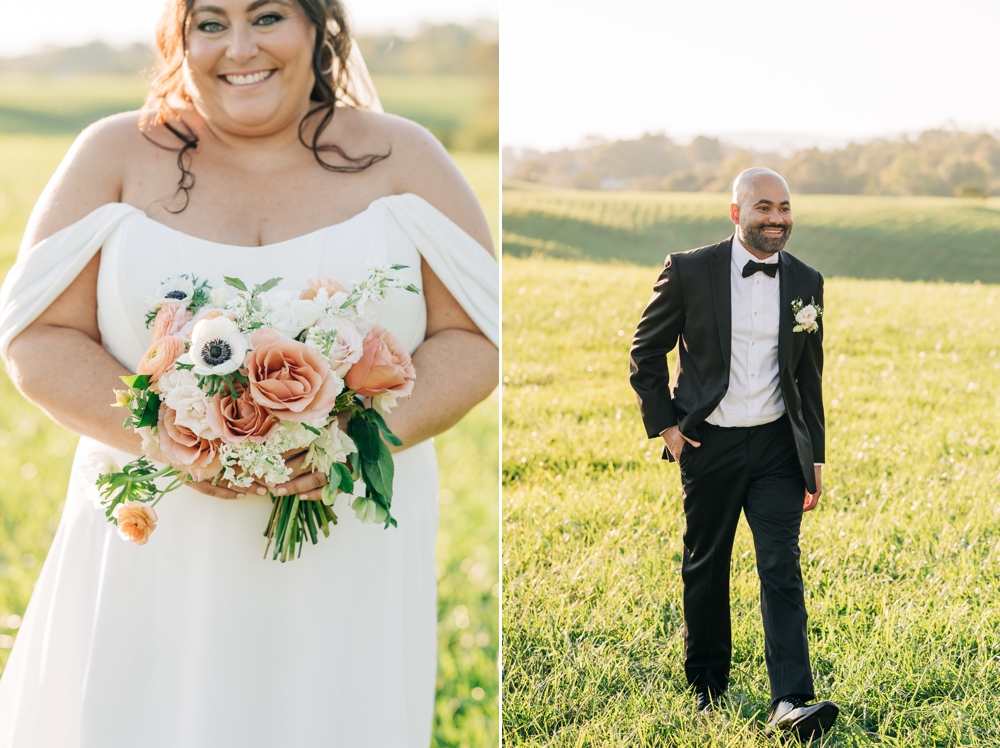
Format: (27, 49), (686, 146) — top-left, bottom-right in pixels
(0, 195), (498, 747)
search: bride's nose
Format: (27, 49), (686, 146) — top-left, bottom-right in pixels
(225, 25), (260, 65)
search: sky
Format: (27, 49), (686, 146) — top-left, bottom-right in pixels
(0, 0), (497, 57)
(502, 0), (1000, 151)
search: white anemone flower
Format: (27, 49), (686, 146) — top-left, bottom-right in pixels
(189, 316), (248, 376)
(151, 276), (196, 308)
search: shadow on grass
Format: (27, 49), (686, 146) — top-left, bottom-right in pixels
(502, 210), (1000, 284)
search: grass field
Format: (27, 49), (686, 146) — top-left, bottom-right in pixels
(0, 72), (495, 151)
(502, 253), (1000, 746)
(503, 183), (1000, 283)
(0, 130), (499, 745)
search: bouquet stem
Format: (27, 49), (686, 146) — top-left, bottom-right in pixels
(264, 493), (339, 562)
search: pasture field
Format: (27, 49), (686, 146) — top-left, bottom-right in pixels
(502, 183), (1000, 283)
(503, 254), (1000, 746)
(0, 132), (499, 748)
(0, 72), (496, 150)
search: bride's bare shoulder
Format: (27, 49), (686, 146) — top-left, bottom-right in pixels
(22, 111), (151, 247)
(334, 108), (494, 255)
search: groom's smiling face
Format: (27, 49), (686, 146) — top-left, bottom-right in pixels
(732, 175), (793, 255)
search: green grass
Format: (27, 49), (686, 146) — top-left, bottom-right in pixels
(0, 72), (496, 151)
(502, 184), (1000, 283)
(0, 133), (499, 748)
(502, 254), (1000, 746)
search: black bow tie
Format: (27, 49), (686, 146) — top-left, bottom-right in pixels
(742, 260), (779, 278)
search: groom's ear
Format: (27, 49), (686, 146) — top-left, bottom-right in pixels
(729, 203), (740, 226)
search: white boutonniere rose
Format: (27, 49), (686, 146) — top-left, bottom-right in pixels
(791, 297), (823, 333)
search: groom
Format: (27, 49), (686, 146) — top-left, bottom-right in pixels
(629, 168), (839, 740)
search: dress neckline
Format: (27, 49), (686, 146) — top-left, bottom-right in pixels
(128, 193), (403, 250)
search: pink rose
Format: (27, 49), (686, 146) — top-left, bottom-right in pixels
(300, 277), (348, 301)
(158, 406), (222, 481)
(207, 384), (281, 444)
(246, 329), (341, 422)
(111, 501), (158, 545)
(150, 303), (193, 343)
(137, 335), (185, 383)
(344, 325), (416, 398)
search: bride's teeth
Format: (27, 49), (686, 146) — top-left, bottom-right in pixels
(225, 70), (271, 86)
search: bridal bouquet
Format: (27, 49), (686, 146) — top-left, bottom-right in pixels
(90, 267), (418, 561)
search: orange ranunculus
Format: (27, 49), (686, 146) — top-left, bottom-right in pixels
(300, 277), (349, 301)
(136, 335), (185, 383)
(207, 384), (281, 444)
(158, 406), (221, 481)
(246, 329), (341, 422)
(111, 501), (158, 545)
(150, 303), (193, 343)
(343, 325), (416, 398)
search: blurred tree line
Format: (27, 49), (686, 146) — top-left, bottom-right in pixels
(505, 129), (1000, 197)
(0, 21), (498, 151)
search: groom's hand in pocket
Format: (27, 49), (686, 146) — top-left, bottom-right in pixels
(661, 425), (701, 462)
(803, 465), (823, 511)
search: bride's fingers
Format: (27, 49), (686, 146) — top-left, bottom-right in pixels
(274, 470), (329, 500)
(189, 480), (245, 500)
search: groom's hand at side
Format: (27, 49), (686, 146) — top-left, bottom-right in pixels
(803, 465), (823, 511)
(661, 425), (701, 462)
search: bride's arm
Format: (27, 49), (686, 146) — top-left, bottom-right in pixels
(7, 115), (143, 455)
(380, 121), (498, 449)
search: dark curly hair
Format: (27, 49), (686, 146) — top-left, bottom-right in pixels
(141, 0), (389, 211)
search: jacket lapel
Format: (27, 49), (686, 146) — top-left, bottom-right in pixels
(778, 251), (796, 373)
(710, 238), (733, 370)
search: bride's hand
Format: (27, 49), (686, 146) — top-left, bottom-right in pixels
(262, 450), (330, 501)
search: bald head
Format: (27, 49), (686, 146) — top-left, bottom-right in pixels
(732, 167), (790, 209)
(729, 167), (793, 256)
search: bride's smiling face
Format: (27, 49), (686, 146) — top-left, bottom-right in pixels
(183, 0), (316, 135)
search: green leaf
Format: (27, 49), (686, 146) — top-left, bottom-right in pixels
(136, 392), (161, 429)
(330, 462), (355, 494)
(252, 277), (283, 295)
(120, 374), (151, 390)
(351, 417), (382, 462)
(404, 284), (421, 295)
(390, 263), (409, 271)
(364, 408), (404, 446)
(362, 439), (394, 500)
(302, 423), (322, 435)
(224, 276), (249, 293)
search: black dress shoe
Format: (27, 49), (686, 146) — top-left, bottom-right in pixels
(694, 687), (720, 714)
(765, 696), (839, 741)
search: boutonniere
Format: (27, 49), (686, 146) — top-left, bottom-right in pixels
(791, 297), (823, 333)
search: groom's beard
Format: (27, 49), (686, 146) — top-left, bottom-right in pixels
(741, 221), (791, 254)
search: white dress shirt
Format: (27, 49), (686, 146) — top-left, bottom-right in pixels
(704, 236), (785, 428)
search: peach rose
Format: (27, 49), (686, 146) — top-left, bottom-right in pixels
(300, 276), (349, 301)
(150, 303), (193, 343)
(207, 384), (281, 444)
(344, 325), (416, 398)
(246, 329), (341, 422)
(137, 335), (185, 383)
(158, 406), (222, 481)
(111, 501), (158, 545)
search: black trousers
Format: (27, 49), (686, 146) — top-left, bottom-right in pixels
(677, 414), (814, 703)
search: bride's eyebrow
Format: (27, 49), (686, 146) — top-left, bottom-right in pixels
(192, 0), (290, 15)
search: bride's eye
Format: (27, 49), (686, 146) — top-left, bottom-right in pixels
(197, 20), (226, 33)
(254, 13), (283, 26)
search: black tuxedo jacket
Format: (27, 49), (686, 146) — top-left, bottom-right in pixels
(628, 236), (825, 493)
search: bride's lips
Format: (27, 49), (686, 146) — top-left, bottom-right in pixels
(218, 69), (276, 88)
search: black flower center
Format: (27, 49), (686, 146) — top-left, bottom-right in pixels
(201, 339), (232, 366)
(165, 290), (188, 300)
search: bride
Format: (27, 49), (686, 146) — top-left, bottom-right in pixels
(0, 0), (498, 745)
